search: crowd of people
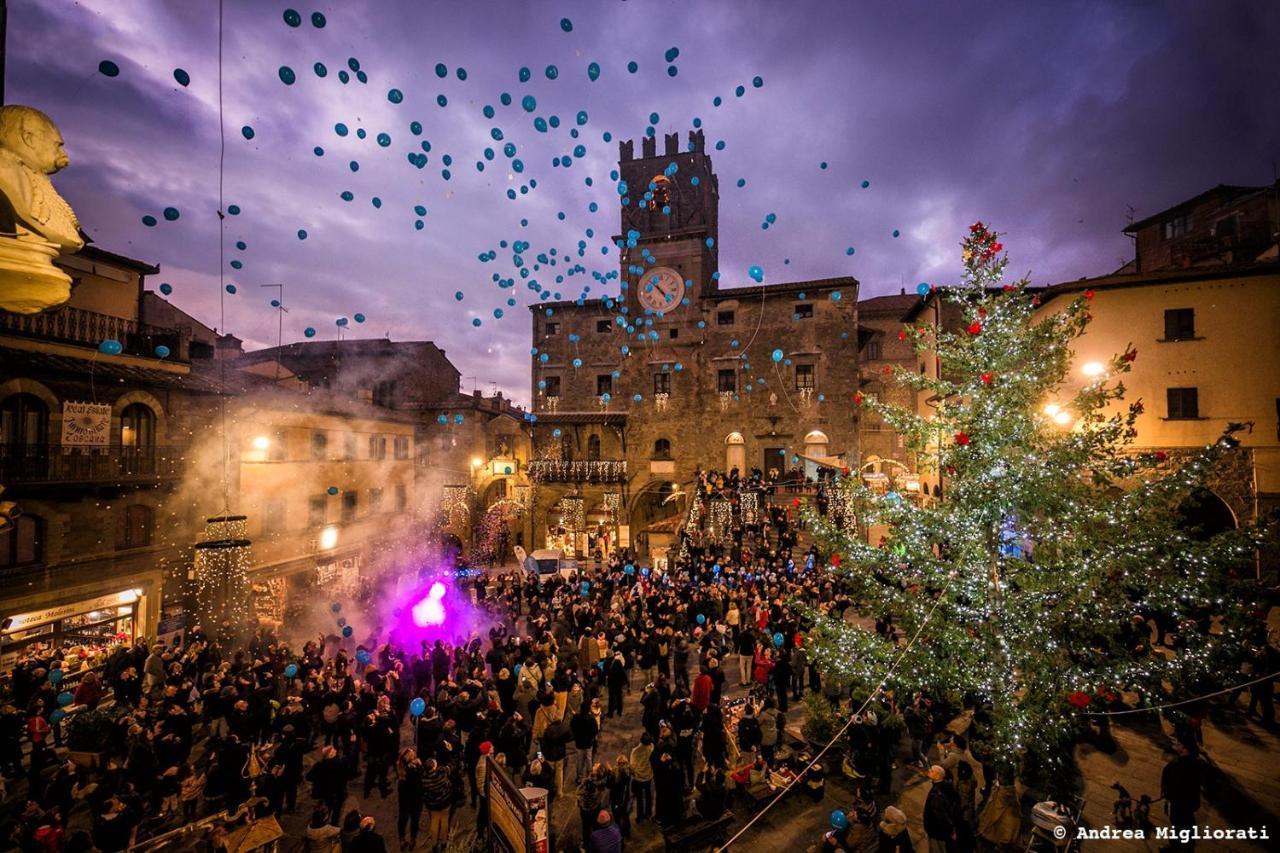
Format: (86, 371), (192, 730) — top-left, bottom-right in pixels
(0, 466), (1274, 853)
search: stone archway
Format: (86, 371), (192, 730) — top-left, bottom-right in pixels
(1176, 487), (1238, 542)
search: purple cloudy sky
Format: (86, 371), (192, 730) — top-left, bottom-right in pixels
(7, 0), (1277, 403)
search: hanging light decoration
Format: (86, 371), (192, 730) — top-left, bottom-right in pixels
(441, 485), (472, 526)
(560, 496), (586, 531)
(193, 515), (253, 628)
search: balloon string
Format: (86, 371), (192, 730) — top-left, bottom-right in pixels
(216, 0), (230, 515)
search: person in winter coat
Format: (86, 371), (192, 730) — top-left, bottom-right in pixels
(652, 748), (686, 828)
(607, 754), (634, 838)
(701, 704), (728, 769)
(540, 713), (573, 796)
(394, 749), (423, 851)
(577, 764), (607, 844)
(586, 810), (623, 853)
(877, 805), (915, 853)
(420, 758), (453, 853)
(307, 746), (348, 824)
(303, 805), (342, 853)
(691, 667), (713, 712)
(629, 734), (655, 820)
(606, 653), (628, 718)
(348, 816), (387, 853)
(737, 704), (763, 755)
(758, 699), (780, 762)
(1160, 737), (1203, 847)
(923, 765), (960, 853)
(736, 630), (757, 686)
(752, 648), (775, 688)
(571, 702), (600, 783)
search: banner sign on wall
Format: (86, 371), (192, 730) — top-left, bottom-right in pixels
(60, 401), (112, 447)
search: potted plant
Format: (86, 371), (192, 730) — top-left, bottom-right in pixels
(64, 705), (118, 768)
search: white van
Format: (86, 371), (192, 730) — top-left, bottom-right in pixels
(514, 546), (577, 581)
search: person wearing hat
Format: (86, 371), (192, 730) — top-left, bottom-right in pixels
(923, 765), (960, 853)
(348, 815), (387, 853)
(878, 804), (914, 852)
(586, 808), (623, 853)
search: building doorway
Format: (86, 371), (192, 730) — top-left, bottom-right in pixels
(725, 432), (745, 474)
(763, 447), (785, 477)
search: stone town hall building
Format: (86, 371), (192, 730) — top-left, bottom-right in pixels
(526, 129), (861, 558)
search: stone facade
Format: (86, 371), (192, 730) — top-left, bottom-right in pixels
(527, 129), (861, 557)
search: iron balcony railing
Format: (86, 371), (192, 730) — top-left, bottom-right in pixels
(0, 444), (187, 483)
(0, 305), (186, 361)
(527, 459), (627, 483)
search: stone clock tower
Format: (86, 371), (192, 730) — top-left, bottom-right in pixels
(616, 130), (720, 318)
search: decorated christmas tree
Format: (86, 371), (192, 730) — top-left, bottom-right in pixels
(809, 223), (1261, 781)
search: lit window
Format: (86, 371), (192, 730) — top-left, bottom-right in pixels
(796, 364), (816, 390)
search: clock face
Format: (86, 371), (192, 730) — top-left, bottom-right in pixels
(637, 266), (686, 313)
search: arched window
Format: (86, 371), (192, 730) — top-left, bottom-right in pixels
(725, 432), (746, 473)
(0, 514), (44, 568)
(587, 434), (601, 461)
(653, 437), (672, 460)
(117, 505), (153, 549)
(1, 394), (48, 448)
(120, 403), (155, 450)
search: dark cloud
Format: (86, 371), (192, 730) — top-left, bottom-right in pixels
(6, 0), (1274, 403)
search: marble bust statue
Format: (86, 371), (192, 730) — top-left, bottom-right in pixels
(0, 104), (84, 314)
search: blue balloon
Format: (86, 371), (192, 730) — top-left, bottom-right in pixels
(50, 709), (65, 724)
(154, 345), (170, 358)
(410, 697), (426, 717)
(771, 348), (783, 363)
(356, 649), (372, 665)
(57, 691), (74, 706)
(624, 563), (635, 575)
(696, 614), (706, 625)
(98, 339), (123, 355)
(342, 625), (353, 638)
(773, 632), (784, 648)
(916, 282), (930, 296)
(284, 663), (299, 678)
(831, 809), (849, 830)
(48, 669), (63, 684)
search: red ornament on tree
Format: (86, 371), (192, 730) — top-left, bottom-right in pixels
(898, 330), (907, 341)
(1122, 347), (1138, 362)
(1084, 289), (1095, 301)
(967, 322), (983, 336)
(1154, 451), (1168, 462)
(954, 432), (970, 446)
(1066, 691), (1091, 709)
(853, 392), (864, 405)
(830, 554), (842, 567)
(980, 372), (994, 385)
(792, 498), (801, 509)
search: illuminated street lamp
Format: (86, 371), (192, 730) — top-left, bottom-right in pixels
(319, 525), (339, 551)
(252, 435), (270, 450)
(1081, 361), (1106, 379)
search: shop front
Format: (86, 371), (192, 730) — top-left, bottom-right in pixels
(249, 550), (363, 631)
(1, 582), (158, 682)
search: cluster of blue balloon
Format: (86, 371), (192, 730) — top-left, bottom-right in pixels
(330, 601), (354, 638)
(831, 809), (850, 830)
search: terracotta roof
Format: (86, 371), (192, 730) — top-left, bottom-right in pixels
(1122, 183), (1271, 233)
(857, 293), (920, 313)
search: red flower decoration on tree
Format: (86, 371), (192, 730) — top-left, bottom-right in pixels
(830, 554), (842, 567)
(954, 432), (970, 446)
(792, 498), (801, 509)
(1122, 347), (1138, 362)
(1154, 451), (1167, 462)
(853, 392), (864, 405)
(898, 330), (907, 341)
(967, 322), (983, 336)
(1084, 289), (1095, 301)
(980, 372), (994, 385)
(1066, 691), (1091, 709)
